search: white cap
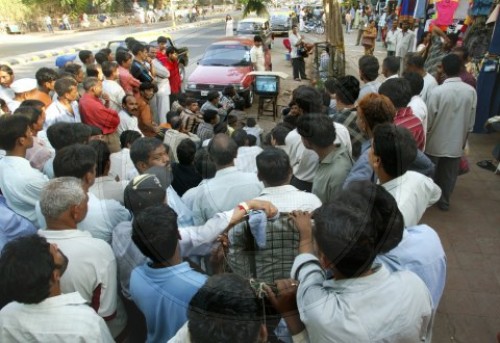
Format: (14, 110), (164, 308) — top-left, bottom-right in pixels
(10, 78), (37, 94)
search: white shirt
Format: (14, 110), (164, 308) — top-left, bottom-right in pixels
(250, 45), (265, 71)
(0, 85), (14, 102)
(386, 28), (400, 52)
(408, 95), (428, 133)
(235, 146), (263, 173)
(102, 80), (126, 113)
(382, 171), (441, 227)
(289, 32), (302, 58)
(89, 175), (128, 204)
(292, 254), (433, 343)
(395, 29), (416, 58)
(37, 229), (126, 337)
(44, 100), (81, 129)
(7, 100), (20, 113)
(333, 122), (352, 157)
(36, 192), (131, 243)
(284, 129), (319, 182)
(0, 292), (114, 343)
(0, 156), (48, 224)
(109, 148), (136, 181)
(255, 184), (322, 212)
(420, 73), (438, 104)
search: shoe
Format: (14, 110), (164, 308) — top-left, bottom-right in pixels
(294, 78), (301, 81)
(477, 159), (497, 172)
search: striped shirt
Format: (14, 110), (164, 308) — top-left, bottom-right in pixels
(394, 107), (426, 151)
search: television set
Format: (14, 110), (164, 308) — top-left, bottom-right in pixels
(255, 75), (280, 96)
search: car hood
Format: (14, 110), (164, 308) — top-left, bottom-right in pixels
(188, 65), (251, 85)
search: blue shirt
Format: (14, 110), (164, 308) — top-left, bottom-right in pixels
(343, 140), (435, 188)
(130, 261), (207, 342)
(376, 225), (447, 309)
(0, 196), (37, 252)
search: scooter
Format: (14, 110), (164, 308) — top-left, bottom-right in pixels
(303, 19), (325, 34)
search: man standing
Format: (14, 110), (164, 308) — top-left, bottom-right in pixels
(44, 14), (54, 33)
(385, 21), (399, 57)
(102, 61), (126, 113)
(289, 25), (307, 81)
(130, 43), (155, 85)
(136, 82), (160, 137)
(0, 64), (15, 103)
(161, 47), (182, 104)
(404, 53), (438, 104)
(250, 35), (266, 71)
(116, 51), (141, 95)
(0, 235), (114, 342)
(8, 78), (38, 112)
(426, 54), (476, 211)
(44, 77), (81, 128)
(395, 20), (415, 73)
(357, 55), (381, 100)
(79, 77), (120, 152)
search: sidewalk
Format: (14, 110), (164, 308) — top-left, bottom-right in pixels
(258, 28), (500, 342)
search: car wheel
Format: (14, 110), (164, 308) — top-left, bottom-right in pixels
(179, 63), (186, 81)
(244, 86), (254, 107)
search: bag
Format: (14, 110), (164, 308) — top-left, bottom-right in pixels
(459, 156), (470, 175)
(297, 46), (308, 58)
(361, 36), (374, 48)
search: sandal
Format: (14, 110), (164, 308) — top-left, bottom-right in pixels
(476, 160), (497, 172)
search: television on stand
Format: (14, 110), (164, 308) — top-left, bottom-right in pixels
(254, 75), (280, 97)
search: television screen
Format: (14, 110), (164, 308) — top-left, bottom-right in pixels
(255, 75), (279, 95)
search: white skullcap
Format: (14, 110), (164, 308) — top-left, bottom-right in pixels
(10, 78), (37, 94)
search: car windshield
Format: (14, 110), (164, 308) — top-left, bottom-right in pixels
(200, 44), (251, 67)
(237, 22), (262, 33)
(271, 15), (288, 24)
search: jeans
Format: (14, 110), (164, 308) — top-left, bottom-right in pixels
(292, 57), (306, 80)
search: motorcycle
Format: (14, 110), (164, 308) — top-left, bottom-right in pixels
(303, 18), (325, 34)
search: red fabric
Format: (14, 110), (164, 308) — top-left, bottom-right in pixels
(157, 51), (182, 94)
(394, 107), (426, 151)
(79, 93), (120, 134)
(283, 38), (292, 52)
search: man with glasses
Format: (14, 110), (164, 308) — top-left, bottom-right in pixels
(0, 234), (114, 342)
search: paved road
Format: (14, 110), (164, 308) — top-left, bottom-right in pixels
(10, 21), (226, 79)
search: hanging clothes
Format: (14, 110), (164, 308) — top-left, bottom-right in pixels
(399, 0), (418, 21)
(432, 0), (460, 27)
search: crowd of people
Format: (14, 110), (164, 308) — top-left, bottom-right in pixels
(0, 21), (477, 342)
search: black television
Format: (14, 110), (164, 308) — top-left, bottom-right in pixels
(255, 75), (279, 96)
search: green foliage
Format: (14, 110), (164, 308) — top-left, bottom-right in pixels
(242, 0), (269, 17)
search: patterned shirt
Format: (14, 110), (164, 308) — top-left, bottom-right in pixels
(394, 107), (426, 151)
(424, 35), (447, 78)
(331, 108), (366, 159)
(196, 122), (214, 143)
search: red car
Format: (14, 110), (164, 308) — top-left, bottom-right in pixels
(186, 37), (271, 107)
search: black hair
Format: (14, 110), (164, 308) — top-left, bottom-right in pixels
(246, 117), (257, 127)
(203, 109), (218, 123)
(0, 64), (13, 76)
(188, 273), (263, 343)
(122, 94), (135, 106)
(177, 138), (197, 165)
(402, 71), (424, 96)
(213, 122), (228, 135)
(323, 78), (337, 94)
(101, 61), (118, 78)
(0, 115), (30, 151)
(170, 116), (182, 130)
(382, 56), (400, 75)
(453, 46), (470, 62)
(332, 76), (360, 105)
(222, 85), (235, 96)
(166, 46), (176, 55)
(0, 235), (55, 309)
(256, 148), (291, 186)
(120, 130), (142, 149)
(167, 110), (179, 125)
(247, 134), (257, 147)
(86, 64), (99, 78)
(139, 82), (157, 92)
(208, 133), (238, 166)
(185, 97), (198, 107)
(271, 123), (293, 145)
(130, 137), (164, 166)
(446, 33), (459, 48)
(132, 204), (179, 263)
(35, 67), (58, 87)
(207, 90), (220, 102)
(99, 48), (112, 57)
(125, 37), (138, 50)
(94, 52), (108, 65)
(296, 113), (336, 148)
(405, 52), (425, 69)
(116, 51), (132, 66)
(131, 42), (147, 56)
(358, 55), (380, 81)
(194, 148), (217, 179)
(378, 78), (412, 109)
(372, 123), (417, 178)
(54, 77), (77, 97)
(53, 144), (97, 179)
(78, 50), (93, 64)
(13, 106), (43, 126)
(88, 140), (111, 177)
(19, 99), (45, 111)
(63, 63), (83, 78)
(253, 35), (263, 42)
(157, 35), (168, 44)
(293, 86), (323, 114)
(442, 53), (461, 77)
(83, 77), (99, 91)
(232, 129), (248, 147)
(46, 123), (92, 151)
(176, 93), (188, 107)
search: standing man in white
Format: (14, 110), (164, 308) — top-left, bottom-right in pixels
(250, 35), (266, 72)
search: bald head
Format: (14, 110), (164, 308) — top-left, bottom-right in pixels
(208, 133), (238, 168)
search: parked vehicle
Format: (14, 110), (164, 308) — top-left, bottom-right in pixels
(235, 17), (273, 50)
(186, 37), (271, 107)
(303, 18), (325, 34)
(270, 10), (293, 36)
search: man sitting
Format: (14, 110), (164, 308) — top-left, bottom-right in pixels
(0, 235), (114, 342)
(38, 177), (127, 339)
(200, 90), (228, 122)
(196, 109), (218, 144)
(370, 123), (441, 226)
(233, 129), (263, 173)
(180, 97), (203, 133)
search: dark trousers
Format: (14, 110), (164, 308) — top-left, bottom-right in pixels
(169, 93), (179, 107)
(428, 155), (460, 209)
(387, 50), (395, 57)
(292, 57), (306, 80)
(290, 175), (312, 192)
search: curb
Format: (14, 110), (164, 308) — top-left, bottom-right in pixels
(0, 18), (224, 67)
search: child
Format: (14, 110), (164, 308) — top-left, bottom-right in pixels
(243, 117), (263, 146)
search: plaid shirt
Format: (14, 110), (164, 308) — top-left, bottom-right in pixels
(395, 107), (426, 151)
(331, 108), (366, 159)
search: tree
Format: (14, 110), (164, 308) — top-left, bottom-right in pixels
(241, 0), (270, 17)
